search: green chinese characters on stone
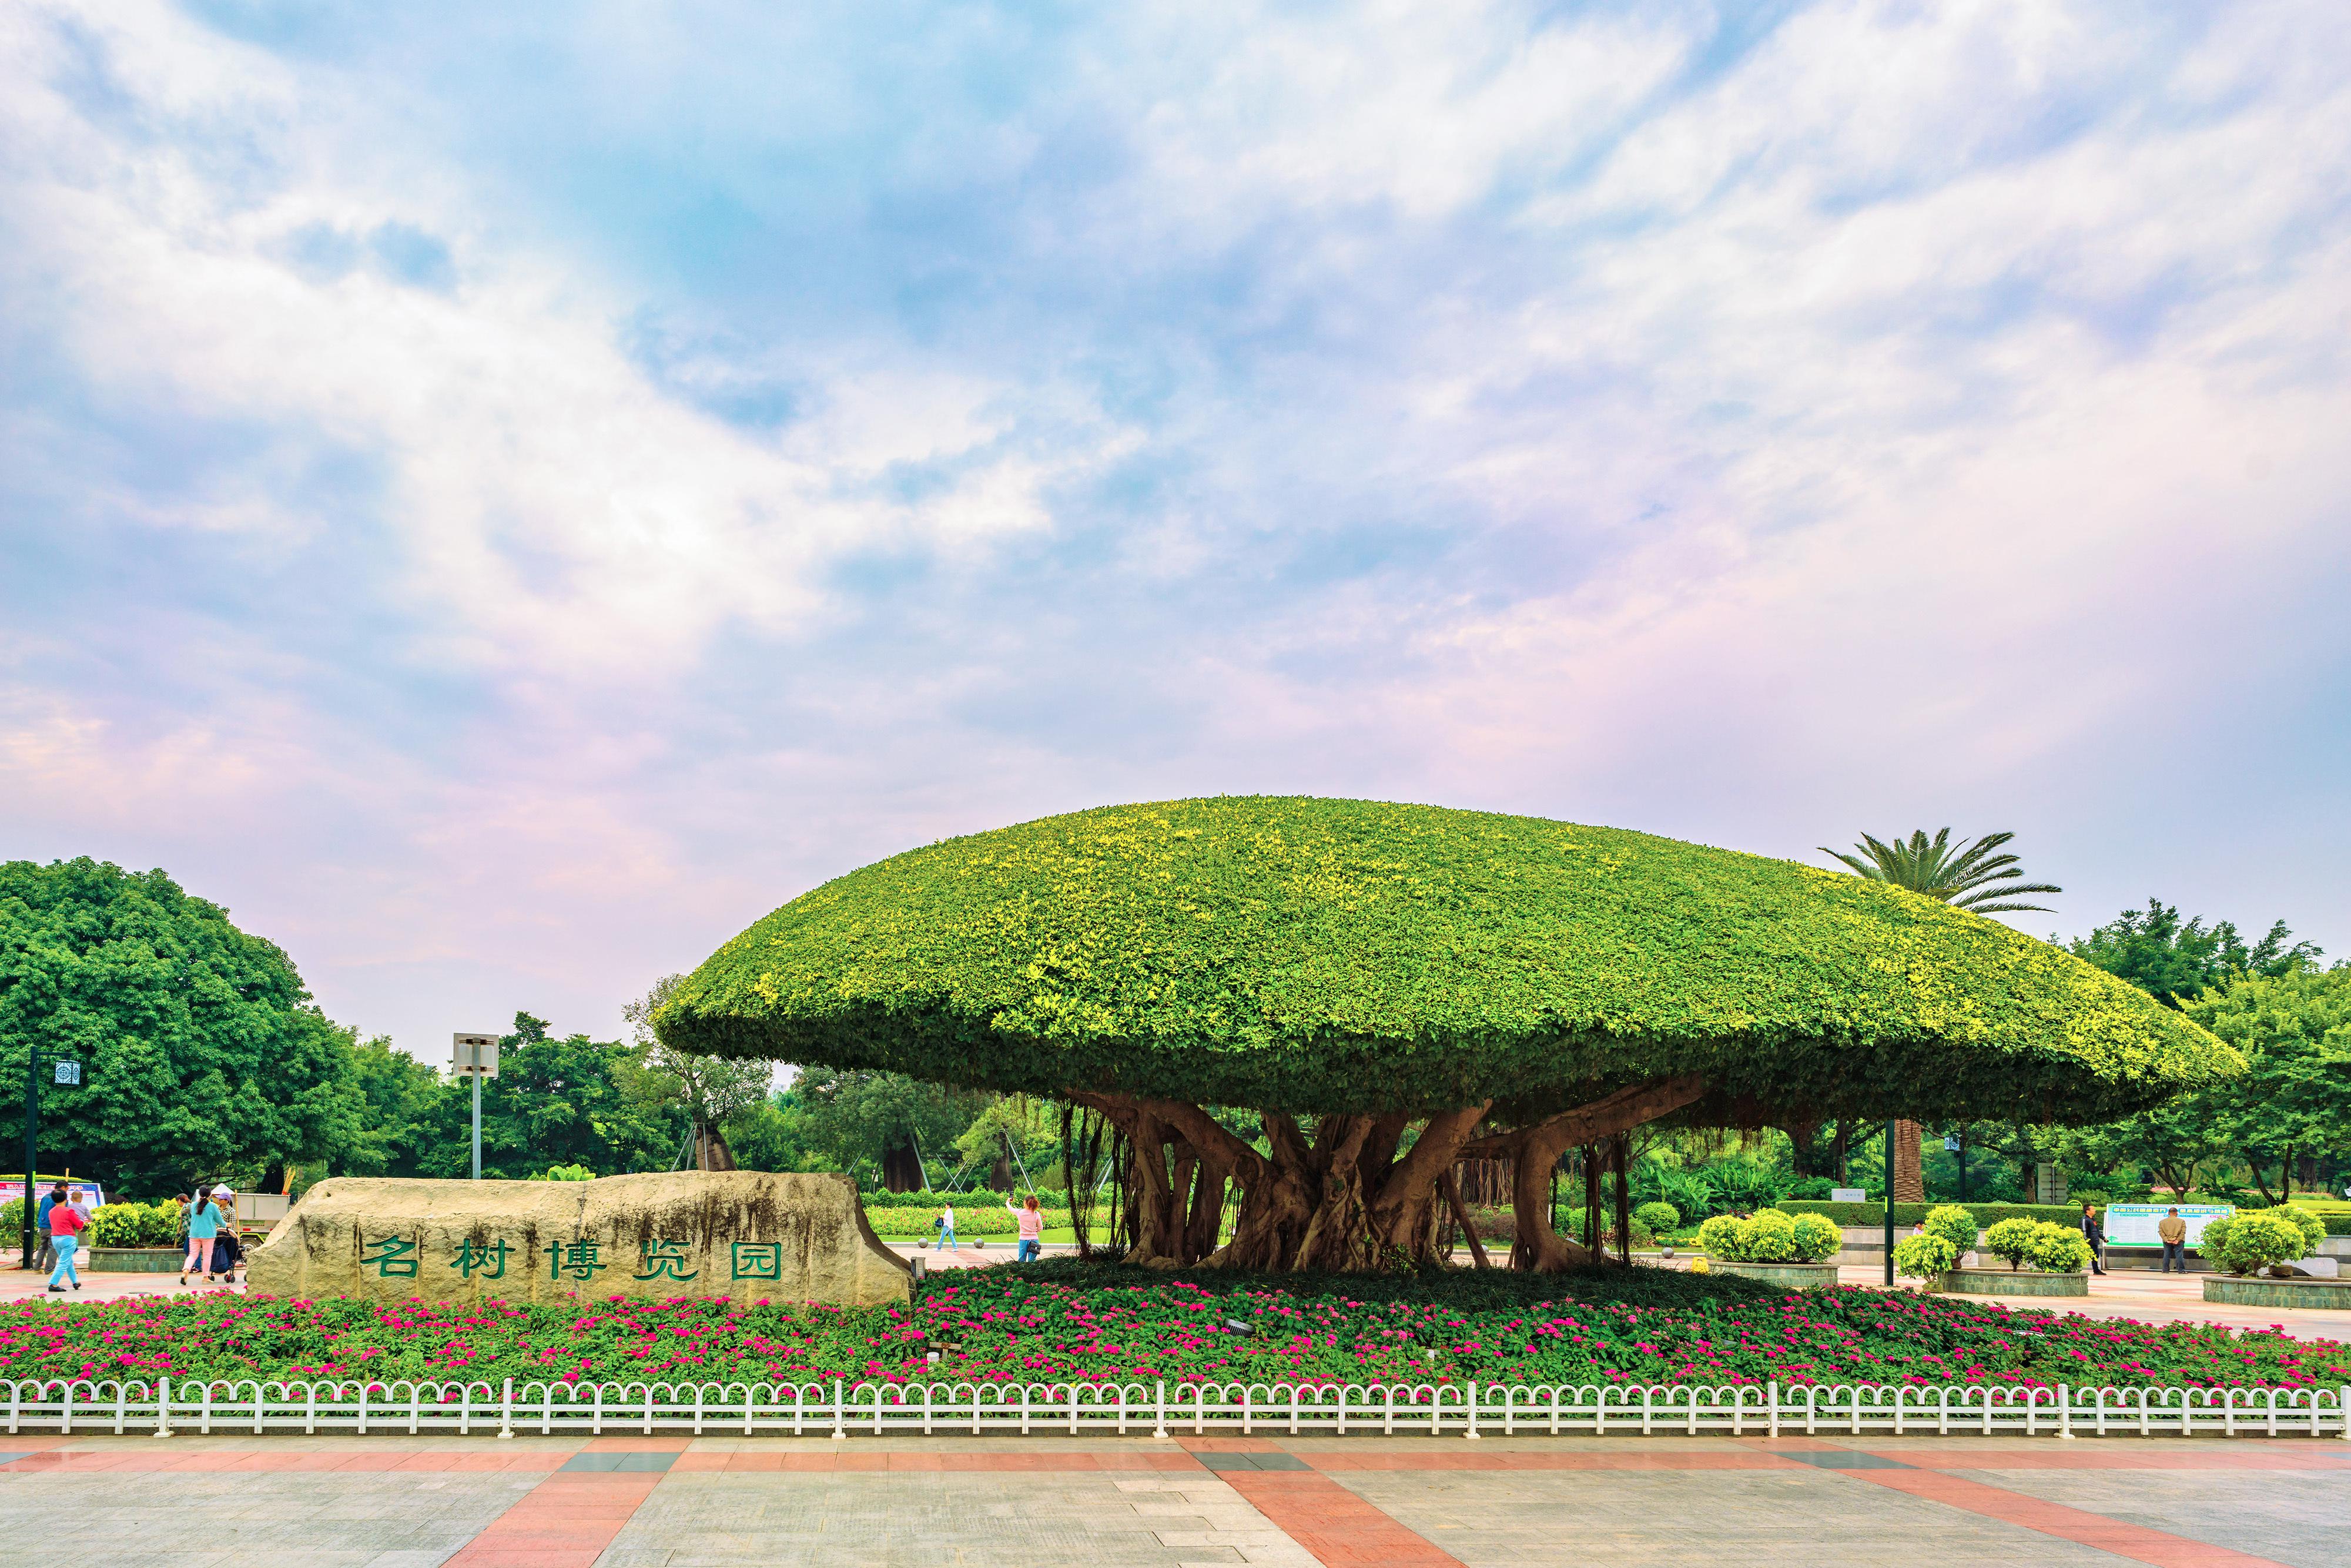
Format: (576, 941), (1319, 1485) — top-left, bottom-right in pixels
(360, 1235), (418, 1278)
(451, 1237), (513, 1279)
(731, 1241), (782, 1281)
(634, 1239), (698, 1282)
(549, 1239), (607, 1281)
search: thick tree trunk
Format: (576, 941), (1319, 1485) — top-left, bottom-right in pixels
(879, 1136), (921, 1191)
(1064, 1077), (1703, 1274)
(1891, 1120), (1924, 1204)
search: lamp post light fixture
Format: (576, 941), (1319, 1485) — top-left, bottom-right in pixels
(451, 1033), (500, 1180)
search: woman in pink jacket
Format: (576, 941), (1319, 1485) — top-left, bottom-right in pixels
(1006, 1194), (1044, 1262)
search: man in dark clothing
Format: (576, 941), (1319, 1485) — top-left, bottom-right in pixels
(2081, 1202), (2107, 1275)
(2158, 1208), (2188, 1272)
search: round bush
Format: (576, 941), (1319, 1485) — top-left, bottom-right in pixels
(2212, 1209), (2309, 1275)
(2275, 1205), (2326, 1255)
(1696, 1214), (1748, 1261)
(1787, 1211), (1842, 1263)
(1634, 1201), (1680, 1237)
(87, 1202), (152, 1249)
(1920, 1204), (1978, 1253)
(2031, 1223), (2094, 1274)
(1743, 1208), (1799, 1262)
(139, 1202), (182, 1247)
(1981, 1217), (2043, 1271)
(1894, 1233), (1961, 1281)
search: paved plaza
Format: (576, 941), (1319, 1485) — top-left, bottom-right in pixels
(1, 1429), (2346, 1568)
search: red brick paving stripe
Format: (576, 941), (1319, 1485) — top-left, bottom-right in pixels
(443, 1472), (664, 1568)
(1849, 1469), (2295, 1568)
(1221, 1470), (1466, 1568)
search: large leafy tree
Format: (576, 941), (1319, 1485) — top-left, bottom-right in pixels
(2070, 900), (2322, 1008)
(2182, 969), (2350, 1205)
(1815, 827), (2061, 1200)
(661, 798), (2232, 1272)
(0, 858), (363, 1197)
(787, 1067), (982, 1188)
(2065, 902), (2325, 1195)
(336, 1031), (451, 1178)
(625, 974), (775, 1171)
(406, 1013), (682, 1180)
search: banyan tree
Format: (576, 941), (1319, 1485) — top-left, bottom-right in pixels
(657, 797), (2237, 1272)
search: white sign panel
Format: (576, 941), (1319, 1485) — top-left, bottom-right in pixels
(451, 1033), (500, 1078)
(2105, 1202), (2232, 1247)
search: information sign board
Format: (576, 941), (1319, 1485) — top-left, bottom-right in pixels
(2104, 1202), (2232, 1247)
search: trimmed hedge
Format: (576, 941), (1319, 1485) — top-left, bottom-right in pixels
(1781, 1200), (2085, 1229)
(660, 797), (2235, 1121)
(865, 1205), (1073, 1237)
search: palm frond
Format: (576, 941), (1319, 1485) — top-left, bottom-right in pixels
(1819, 827), (2059, 912)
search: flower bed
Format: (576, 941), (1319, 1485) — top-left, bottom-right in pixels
(1, 1261), (2342, 1393)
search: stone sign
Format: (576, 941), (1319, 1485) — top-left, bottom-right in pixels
(245, 1171), (909, 1306)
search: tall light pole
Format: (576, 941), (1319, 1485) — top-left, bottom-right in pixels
(452, 1034), (500, 1180)
(1883, 1119), (1898, 1286)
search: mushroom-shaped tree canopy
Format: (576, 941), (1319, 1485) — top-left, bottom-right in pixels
(661, 796), (2233, 1271)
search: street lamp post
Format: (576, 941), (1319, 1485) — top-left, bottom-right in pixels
(19, 1050), (83, 1269)
(451, 1034), (500, 1180)
(1883, 1119), (1898, 1286)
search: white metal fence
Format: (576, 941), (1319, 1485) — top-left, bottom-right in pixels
(5, 1378), (2347, 1440)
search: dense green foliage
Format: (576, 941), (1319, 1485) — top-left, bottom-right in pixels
(1979, 1218), (2091, 1273)
(2201, 1211), (2310, 1275)
(2071, 900), (2323, 1008)
(1893, 1234), (1960, 1280)
(3, 1265), (2342, 1392)
(1779, 1200), (2081, 1228)
(1920, 1205), (1980, 1252)
(661, 797), (2233, 1123)
(1694, 1209), (1841, 1263)
(0, 859), (360, 1195)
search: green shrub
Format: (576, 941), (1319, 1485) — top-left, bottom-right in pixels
(1920, 1204), (1978, 1253)
(2032, 1224), (2094, 1273)
(88, 1202), (152, 1249)
(1787, 1211), (1842, 1262)
(139, 1203), (182, 1246)
(2275, 1205), (2326, 1255)
(1781, 1200), (2082, 1228)
(2210, 1209), (2310, 1275)
(1634, 1201), (1680, 1236)
(1693, 1209), (1838, 1264)
(1893, 1233), (1960, 1281)
(0, 1197), (22, 1241)
(1696, 1214), (1749, 1261)
(2199, 1214), (2233, 1259)
(530, 1164), (596, 1182)
(1981, 1217), (2043, 1271)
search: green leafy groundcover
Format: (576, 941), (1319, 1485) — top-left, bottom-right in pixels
(2, 1264), (2340, 1394)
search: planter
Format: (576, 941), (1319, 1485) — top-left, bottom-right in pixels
(2203, 1275), (2351, 1309)
(85, 1247), (186, 1273)
(1938, 1267), (2089, 1298)
(1704, 1260), (1840, 1288)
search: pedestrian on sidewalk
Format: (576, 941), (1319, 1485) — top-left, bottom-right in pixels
(2080, 1201), (2107, 1276)
(1007, 1193), (1044, 1262)
(933, 1201), (958, 1253)
(182, 1187), (225, 1285)
(207, 1185), (243, 1285)
(33, 1182), (58, 1274)
(2158, 1208), (2188, 1273)
(45, 1185), (85, 1292)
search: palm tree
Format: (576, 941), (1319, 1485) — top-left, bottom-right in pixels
(1817, 829), (2061, 916)
(1817, 829), (2060, 1201)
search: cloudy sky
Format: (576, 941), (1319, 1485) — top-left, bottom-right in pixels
(5, 0), (2346, 1057)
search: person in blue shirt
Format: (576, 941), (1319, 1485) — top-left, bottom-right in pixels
(34, 1184), (63, 1272)
(182, 1187), (226, 1285)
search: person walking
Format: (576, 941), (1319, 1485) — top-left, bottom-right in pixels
(1007, 1193), (1044, 1262)
(2080, 1201), (2107, 1276)
(933, 1200), (958, 1253)
(2158, 1207), (2188, 1273)
(182, 1187), (225, 1285)
(33, 1181), (60, 1274)
(207, 1185), (243, 1285)
(45, 1187), (86, 1292)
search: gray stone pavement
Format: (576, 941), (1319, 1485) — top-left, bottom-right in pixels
(4, 1433), (2346, 1568)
